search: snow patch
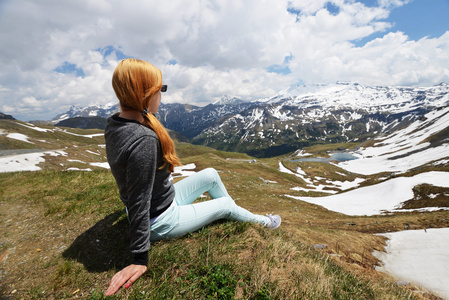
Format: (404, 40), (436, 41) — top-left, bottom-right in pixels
(0, 150), (67, 173)
(286, 171), (449, 216)
(338, 107), (449, 175)
(172, 163), (197, 178)
(58, 128), (104, 138)
(86, 150), (100, 156)
(374, 228), (449, 299)
(66, 167), (92, 171)
(15, 122), (53, 132)
(6, 133), (34, 144)
(89, 162), (110, 169)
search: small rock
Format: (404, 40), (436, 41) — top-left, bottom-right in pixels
(313, 244), (327, 250)
(395, 280), (410, 286)
(329, 253), (342, 258)
(11, 289), (17, 294)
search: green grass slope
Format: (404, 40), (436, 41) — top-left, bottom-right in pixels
(0, 121), (447, 299)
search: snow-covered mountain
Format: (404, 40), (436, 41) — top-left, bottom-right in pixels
(52, 103), (119, 124)
(337, 105), (449, 175)
(52, 82), (449, 157)
(212, 95), (245, 105)
(261, 82), (448, 112)
(191, 82), (449, 156)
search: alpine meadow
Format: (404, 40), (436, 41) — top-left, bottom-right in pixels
(1, 82), (449, 299)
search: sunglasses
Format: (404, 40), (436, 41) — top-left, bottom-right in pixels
(161, 85), (167, 92)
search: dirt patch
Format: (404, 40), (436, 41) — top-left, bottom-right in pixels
(0, 199), (92, 298)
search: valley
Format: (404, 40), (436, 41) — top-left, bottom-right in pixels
(1, 82), (449, 298)
(1, 110), (448, 298)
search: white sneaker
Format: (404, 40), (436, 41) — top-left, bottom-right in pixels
(266, 214), (281, 229)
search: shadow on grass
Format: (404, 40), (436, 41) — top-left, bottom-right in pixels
(62, 209), (132, 272)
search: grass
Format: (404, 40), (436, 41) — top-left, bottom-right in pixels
(18, 207), (410, 299)
(0, 120), (105, 151)
(1, 168), (444, 299)
(1, 121), (448, 299)
(400, 184), (449, 209)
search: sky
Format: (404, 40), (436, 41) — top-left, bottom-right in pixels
(0, 0), (448, 121)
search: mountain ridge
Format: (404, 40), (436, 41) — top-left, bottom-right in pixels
(50, 82), (449, 157)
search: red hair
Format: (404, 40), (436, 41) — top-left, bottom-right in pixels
(112, 58), (181, 172)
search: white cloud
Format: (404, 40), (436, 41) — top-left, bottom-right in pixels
(161, 64), (294, 105)
(0, 0), (448, 120)
(378, 0), (412, 8)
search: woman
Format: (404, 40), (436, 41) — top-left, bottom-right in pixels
(104, 58), (281, 295)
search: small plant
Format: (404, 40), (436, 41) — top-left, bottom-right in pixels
(198, 264), (237, 299)
(27, 286), (46, 300)
(253, 284), (272, 300)
(57, 260), (74, 277)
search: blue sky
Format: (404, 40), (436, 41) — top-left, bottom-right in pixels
(389, 0), (449, 40)
(0, 0), (448, 121)
(356, 0), (449, 45)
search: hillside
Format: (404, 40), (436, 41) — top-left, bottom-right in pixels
(1, 119), (449, 299)
(55, 116), (108, 130)
(0, 112), (15, 120)
(190, 83), (449, 157)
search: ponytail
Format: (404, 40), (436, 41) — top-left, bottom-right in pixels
(142, 112), (180, 172)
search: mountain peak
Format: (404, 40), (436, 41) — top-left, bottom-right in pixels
(0, 111), (15, 120)
(284, 82), (365, 96)
(52, 103), (119, 123)
(212, 96), (244, 105)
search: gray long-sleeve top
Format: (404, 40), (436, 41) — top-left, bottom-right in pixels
(105, 114), (175, 261)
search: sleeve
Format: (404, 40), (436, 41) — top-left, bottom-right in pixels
(125, 135), (158, 262)
(133, 251), (149, 266)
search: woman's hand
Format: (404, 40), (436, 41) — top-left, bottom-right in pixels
(105, 264), (148, 296)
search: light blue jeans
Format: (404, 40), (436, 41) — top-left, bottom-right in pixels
(150, 168), (270, 241)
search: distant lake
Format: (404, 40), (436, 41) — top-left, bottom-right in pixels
(291, 152), (358, 163)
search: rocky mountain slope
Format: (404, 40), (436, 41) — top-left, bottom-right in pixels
(191, 83), (449, 156)
(51, 82), (449, 157)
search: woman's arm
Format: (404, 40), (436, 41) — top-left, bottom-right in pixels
(106, 135), (159, 295)
(125, 136), (158, 259)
